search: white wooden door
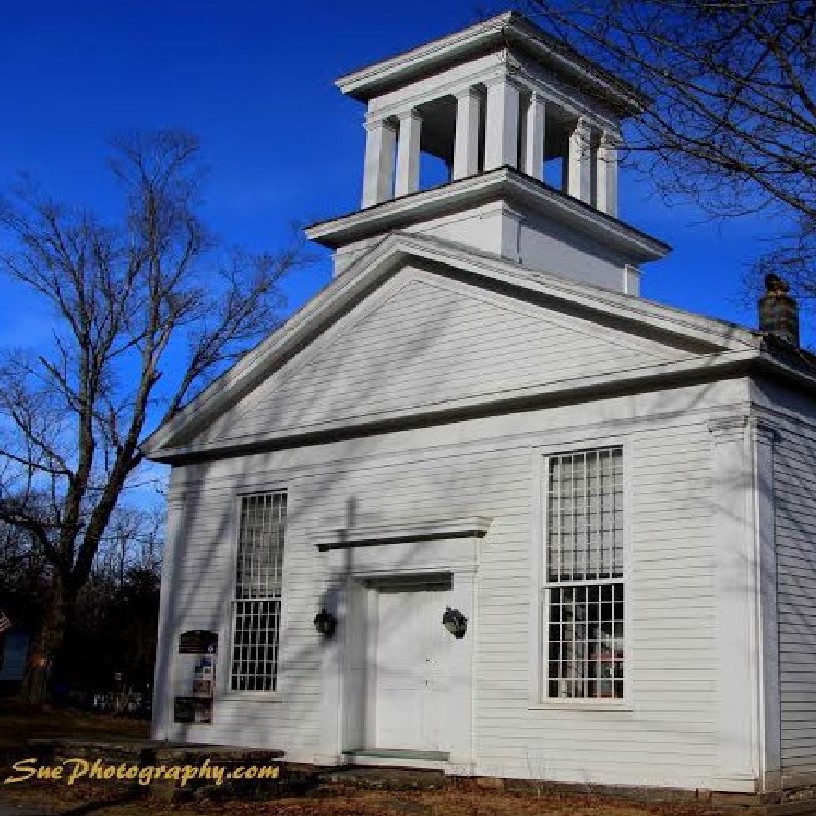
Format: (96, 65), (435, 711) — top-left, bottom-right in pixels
(373, 587), (447, 750)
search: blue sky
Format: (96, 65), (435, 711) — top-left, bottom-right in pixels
(0, 1), (790, 359)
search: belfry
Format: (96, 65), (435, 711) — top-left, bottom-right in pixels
(307, 12), (669, 294)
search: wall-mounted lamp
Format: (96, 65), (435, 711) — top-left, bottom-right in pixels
(313, 608), (337, 638)
(442, 606), (468, 639)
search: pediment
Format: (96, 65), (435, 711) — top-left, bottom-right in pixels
(182, 270), (698, 450)
(143, 233), (760, 461)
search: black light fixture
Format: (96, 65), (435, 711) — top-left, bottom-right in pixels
(313, 608), (337, 638)
(442, 607), (468, 639)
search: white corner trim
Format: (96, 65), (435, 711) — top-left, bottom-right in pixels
(313, 516), (493, 550)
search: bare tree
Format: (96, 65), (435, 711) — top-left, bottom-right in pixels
(94, 503), (164, 589)
(0, 517), (49, 626)
(518, 0), (816, 290)
(0, 130), (301, 702)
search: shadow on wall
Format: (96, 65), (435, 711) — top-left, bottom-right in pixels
(153, 274), (789, 772)
(153, 275), (460, 748)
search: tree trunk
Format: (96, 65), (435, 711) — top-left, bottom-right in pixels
(19, 574), (74, 705)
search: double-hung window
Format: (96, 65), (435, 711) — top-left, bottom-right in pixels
(230, 491), (287, 692)
(544, 447), (625, 700)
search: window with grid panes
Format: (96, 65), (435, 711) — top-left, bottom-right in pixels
(545, 448), (624, 699)
(230, 492), (287, 692)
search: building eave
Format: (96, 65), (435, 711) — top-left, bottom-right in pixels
(306, 167), (670, 263)
(144, 349), (772, 465)
(144, 345), (816, 466)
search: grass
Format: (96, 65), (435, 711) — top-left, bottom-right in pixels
(0, 701), (149, 749)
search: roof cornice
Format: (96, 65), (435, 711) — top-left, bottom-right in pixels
(306, 167), (670, 263)
(336, 12), (648, 115)
(144, 350), (770, 464)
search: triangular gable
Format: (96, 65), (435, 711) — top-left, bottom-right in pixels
(143, 232), (762, 459)
(184, 269), (700, 449)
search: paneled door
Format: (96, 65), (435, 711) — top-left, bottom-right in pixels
(373, 585), (448, 751)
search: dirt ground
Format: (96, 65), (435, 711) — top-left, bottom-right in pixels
(0, 705), (712, 816)
(0, 779), (714, 816)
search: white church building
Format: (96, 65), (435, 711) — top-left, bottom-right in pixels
(144, 12), (816, 795)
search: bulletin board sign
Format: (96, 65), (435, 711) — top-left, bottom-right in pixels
(179, 629), (218, 654)
(174, 629), (217, 724)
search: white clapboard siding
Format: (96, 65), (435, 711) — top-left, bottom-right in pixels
(187, 270), (694, 448)
(775, 425), (816, 775)
(155, 388), (725, 785)
(153, 473), (325, 755)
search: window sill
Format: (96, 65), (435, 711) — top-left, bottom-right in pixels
(528, 700), (633, 713)
(218, 692), (285, 703)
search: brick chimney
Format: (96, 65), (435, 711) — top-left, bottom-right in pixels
(759, 273), (799, 346)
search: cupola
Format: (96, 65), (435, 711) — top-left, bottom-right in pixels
(306, 12), (669, 295)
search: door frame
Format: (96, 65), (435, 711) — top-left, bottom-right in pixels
(315, 523), (486, 773)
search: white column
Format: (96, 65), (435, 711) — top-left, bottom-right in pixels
(567, 117), (592, 202)
(523, 93), (546, 180)
(394, 109), (422, 197)
(316, 583), (347, 764)
(708, 415), (763, 789)
(596, 132), (619, 216)
(453, 87), (481, 180)
(361, 119), (397, 208)
(484, 75), (520, 171)
(445, 568), (478, 773)
(151, 490), (184, 739)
